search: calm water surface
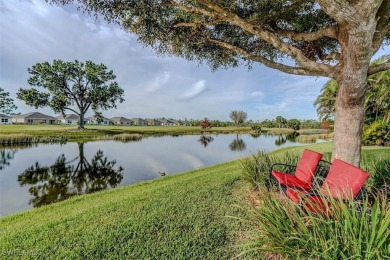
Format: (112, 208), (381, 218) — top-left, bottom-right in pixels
(0, 133), (307, 216)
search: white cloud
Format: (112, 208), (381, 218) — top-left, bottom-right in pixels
(146, 72), (171, 93)
(250, 91), (265, 98)
(179, 80), (208, 100)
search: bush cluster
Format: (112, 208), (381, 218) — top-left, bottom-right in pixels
(239, 151), (390, 259)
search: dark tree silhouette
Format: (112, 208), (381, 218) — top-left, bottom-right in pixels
(275, 135), (287, 146)
(229, 134), (246, 152)
(17, 143), (124, 207)
(197, 136), (214, 147)
(0, 149), (17, 171)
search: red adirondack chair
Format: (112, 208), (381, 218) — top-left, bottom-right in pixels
(269, 149), (325, 190)
(286, 159), (370, 214)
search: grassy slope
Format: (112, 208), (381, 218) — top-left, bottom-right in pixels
(1, 142), (388, 259)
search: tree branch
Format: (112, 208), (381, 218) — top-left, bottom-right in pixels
(207, 38), (327, 76)
(316, 0), (357, 25)
(193, 0), (333, 75)
(274, 25), (338, 41)
(368, 60), (390, 75)
(64, 107), (80, 115)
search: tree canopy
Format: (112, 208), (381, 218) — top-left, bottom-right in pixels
(48, 0), (390, 165)
(229, 110), (247, 126)
(17, 60), (125, 129)
(0, 87), (17, 115)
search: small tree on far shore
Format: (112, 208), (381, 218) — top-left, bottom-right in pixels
(0, 87), (17, 115)
(275, 116), (287, 128)
(287, 119), (301, 131)
(200, 117), (212, 129)
(229, 110), (247, 127)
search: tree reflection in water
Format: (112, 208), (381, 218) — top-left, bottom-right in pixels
(17, 143), (124, 208)
(197, 136), (214, 147)
(275, 135), (287, 146)
(286, 132), (299, 142)
(0, 149), (17, 170)
(229, 135), (246, 151)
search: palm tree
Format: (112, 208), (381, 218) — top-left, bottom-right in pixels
(314, 55), (390, 124)
(313, 79), (338, 122)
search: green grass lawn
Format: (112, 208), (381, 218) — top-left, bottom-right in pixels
(1, 142), (388, 259)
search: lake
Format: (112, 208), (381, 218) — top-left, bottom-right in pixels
(0, 133), (307, 216)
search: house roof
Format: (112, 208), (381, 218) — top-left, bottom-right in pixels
(12, 112), (57, 120)
(0, 114), (12, 118)
(145, 118), (162, 123)
(160, 119), (175, 124)
(111, 117), (132, 122)
(57, 114), (79, 120)
(87, 116), (111, 121)
(131, 118), (146, 122)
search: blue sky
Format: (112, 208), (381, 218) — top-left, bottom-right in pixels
(1, 0), (388, 121)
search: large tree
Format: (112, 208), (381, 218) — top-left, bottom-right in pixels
(0, 87), (17, 115)
(229, 110), (247, 126)
(49, 1), (390, 166)
(315, 66), (390, 124)
(17, 60), (125, 129)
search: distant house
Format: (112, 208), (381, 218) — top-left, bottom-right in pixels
(12, 112), (57, 125)
(160, 119), (176, 126)
(0, 114), (12, 125)
(57, 114), (79, 125)
(131, 118), (148, 126)
(111, 117), (132, 126)
(145, 118), (163, 126)
(86, 116), (111, 125)
(169, 119), (187, 126)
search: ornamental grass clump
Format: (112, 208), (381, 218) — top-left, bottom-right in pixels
(240, 187), (390, 259)
(239, 150), (300, 190)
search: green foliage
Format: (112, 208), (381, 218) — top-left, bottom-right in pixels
(229, 110), (247, 126)
(241, 188), (390, 259)
(250, 124), (261, 133)
(314, 56), (390, 124)
(275, 116), (287, 128)
(0, 87), (17, 115)
(287, 119), (301, 131)
(361, 157), (390, 194)
(17, 60), (125, 129)
(363, 121), (390, 146)
(47, 0), (341, 72)
(259, 119), (276, 128)
(239, 150), (300, 190)
(199, 117), (212, 129)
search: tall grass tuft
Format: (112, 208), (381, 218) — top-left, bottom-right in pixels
(0, 134), (67, 145)
(296, 133), (332, 143)
(239, 150), (301, 190)
(240, 187), (390, 259)
(361, 157), (390, 196)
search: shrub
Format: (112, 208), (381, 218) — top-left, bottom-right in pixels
(240, 188), (390, 259)
(239, 150), (301, 190)
(286, 119), (301, 131)
(251, 124), (262, 133)
(363, 121), (390, 146)
(361, 157), (390, 196)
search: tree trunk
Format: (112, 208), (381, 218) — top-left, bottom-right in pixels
(332, 19), (377, 167)
(332, 88), (365, 166)
(78, 113), (85, 130)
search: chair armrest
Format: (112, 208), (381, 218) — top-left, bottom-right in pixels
(270, 163), (297, 174)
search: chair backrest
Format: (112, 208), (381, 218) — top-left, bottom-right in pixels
(321, 159), (369, 200)
(295, 149), (323, 183)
